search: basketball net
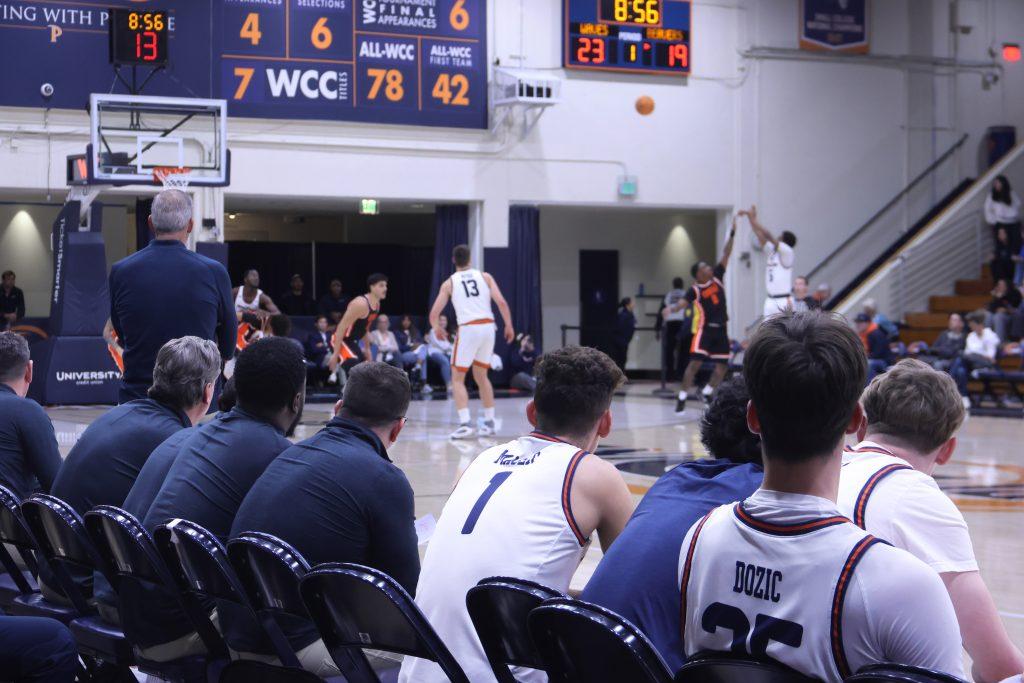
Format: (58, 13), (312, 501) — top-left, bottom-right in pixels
(153, 166), (193, 190)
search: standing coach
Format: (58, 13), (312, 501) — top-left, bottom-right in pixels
(110, 189), (235, 402)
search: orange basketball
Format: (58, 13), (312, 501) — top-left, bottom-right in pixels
(635, 95), (655, 115)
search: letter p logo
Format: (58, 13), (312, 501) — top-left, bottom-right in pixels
(49, 25), (63, 43)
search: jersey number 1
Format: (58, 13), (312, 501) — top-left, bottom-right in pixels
(461, 472), (512, 534)
(461, 280), (480, 298)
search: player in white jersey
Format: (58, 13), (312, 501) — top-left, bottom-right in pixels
(741, 206), (798, 317)
(679, 312), (963, 682)
(839, 360), (1024, 683)
(400, 346), (634, 683)
(429, 244), (515, 439)
(232, 268), (279, 319)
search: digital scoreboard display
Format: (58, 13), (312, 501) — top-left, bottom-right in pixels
(109, 9), (170, 66)
(564, 0), (691, 76)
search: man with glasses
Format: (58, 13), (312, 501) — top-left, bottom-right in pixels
(226, 362), (417, 677)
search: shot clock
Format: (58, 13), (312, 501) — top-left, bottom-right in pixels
(108, 9), (169, 66)
(564, 0), (691, 75)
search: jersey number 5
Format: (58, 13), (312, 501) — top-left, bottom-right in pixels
(461, 472), (512, 534)
(461, 280), (480, 298)
(702, 602), (803, 656)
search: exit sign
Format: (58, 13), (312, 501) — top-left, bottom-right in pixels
(360, 199), (379, 215)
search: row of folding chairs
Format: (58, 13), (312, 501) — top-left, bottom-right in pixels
(0, 482), (967, 683)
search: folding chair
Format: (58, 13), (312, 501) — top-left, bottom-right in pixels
(299, 563), (468, 683)
(0, 484), (39, 605)
(465, 576), (564, 683)
(846, 663), (969, 683)
(528, 597), (674, 683)
(21, 494), (135, 670)
(84, 505), (229, 682)
(155, 519), (303, 669)
(676, 651), (816, 682)
(227, 532), (375, 682)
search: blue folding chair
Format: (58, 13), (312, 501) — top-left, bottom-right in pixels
(676, 651), (816, 682)
(21, 494), (136, 672)
(299, 563), (468, 683)
(465, 577), (564, 683)
(155, 519), (303, 670)
(528, 597), (674, 683)
(227, 532), (375, 682)
(84, 505), (229, 682)
(846, 664), (969, 683)
(0, 484), (39, 605)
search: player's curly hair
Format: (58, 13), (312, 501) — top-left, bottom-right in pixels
(700, 376), (762, 465)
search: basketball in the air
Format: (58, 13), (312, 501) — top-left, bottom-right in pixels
(635, 95), (655, 115)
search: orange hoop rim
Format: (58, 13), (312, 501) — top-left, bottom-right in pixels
(152, 166), (193, 186)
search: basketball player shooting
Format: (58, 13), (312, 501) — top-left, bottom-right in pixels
(742, 205), (798, 317)
(429, 245), (514, 440)
(671, 218), (736, 416)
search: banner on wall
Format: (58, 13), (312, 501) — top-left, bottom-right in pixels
(800, 0), (869, 54)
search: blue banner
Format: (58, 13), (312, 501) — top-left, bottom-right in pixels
(0, 0), (487, 129)
(800, 0), (868, 53)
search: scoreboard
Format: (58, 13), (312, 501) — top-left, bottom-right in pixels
(564, 0), (691, 76)
(0, 0), (487, 130)
(218, 0), (487, 128)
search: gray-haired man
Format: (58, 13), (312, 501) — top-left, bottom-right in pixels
(109, 189), (235, 402)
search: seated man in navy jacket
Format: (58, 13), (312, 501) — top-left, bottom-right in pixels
(0, 332), (61, 500)
(581, 376), (764, 672)
(98, 336), (306, 663)
(47, 336), (219, 600)
(227, 362), (417, 676)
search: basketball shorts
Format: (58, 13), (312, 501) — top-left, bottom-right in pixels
(691, 324), (730, 361)
(763, 294), (793, 317)
(452, 322), (496, 371)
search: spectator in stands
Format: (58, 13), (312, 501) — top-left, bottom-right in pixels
(988, 278), (1022, 342)
(227, 363), (416, 676)
(909, 312), (966, 372)
(278, 273), (316, 316)
(305, 315), (332, 387)
(371, 314), (402, 367)
(951, 310), (1000, 403)
(396, 315), (423, 349)
(267, 314), (304, 354)
(426, 313), (454, 362)
(0, 332), (60, 500)
(101, 337), (305, 663)
(399, 315), (450, 394)
(985, 175), (1022, 257)
(109, 189), (235, 403)
(813, 282), (832, 308)
(1, 270), (25, 331)
(610, 297), (636, 371)
(661, 277), (689, 380)
(0, 616), (79, 683)
(507, 333), (537, 393)
(318, 278), (348, 325)
(582, 376), (763, 671)
(791, 275), (819, 311)
(48, 337), (219, 598)
(855, 312), (893, 382)
(862, 298), (898, 339)
(841, 360), (1024, 683)
(992, 227), (1017, 284)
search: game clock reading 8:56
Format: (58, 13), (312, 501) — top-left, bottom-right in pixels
(108, 9), (169, 66)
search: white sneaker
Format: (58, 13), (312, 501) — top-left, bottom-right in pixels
(478, 421), (496, 437)
(450, 423), (475, 440)
(421, 384), (434, 394)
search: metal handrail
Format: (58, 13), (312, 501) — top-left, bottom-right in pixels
(807, 133), (968, 282)
(559, 324), (657, 348)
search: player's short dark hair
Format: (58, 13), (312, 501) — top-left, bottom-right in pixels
(339, 362), (411, 428)
(367, 273), (388, 288)
(534, 346), (625, 439)
(700, 376), (762, 465)
(744, 311), (865, 461)
(781, 231), (797, 248)
(269, 314), (292, 338)
(315, 314), (329, 324)
(1, 271), (13, 279)
(672, 277), (684, 289)
(244, 268), (258, 277)
(690, 261), (704, 278)
(233, 337), (306, 416)
(453, 244), (471, 267)
(0, 332), (30, 384)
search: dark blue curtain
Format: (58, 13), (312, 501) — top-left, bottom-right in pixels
(431, 205), (469, 323)
(508, 205), (542, 350)
(135, 198), (153, 251)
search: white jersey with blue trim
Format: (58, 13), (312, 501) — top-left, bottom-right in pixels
(400, 433), (590, 683)
(679, 490), (965, 682)
(450, 268), (493, 325)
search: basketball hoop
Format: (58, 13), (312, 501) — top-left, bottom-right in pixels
(153, 166), (193, 190)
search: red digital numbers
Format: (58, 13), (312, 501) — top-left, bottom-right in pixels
(576, 36), (606, 64)
(668, 42), (688, 68)
(135, 31), (159, 61)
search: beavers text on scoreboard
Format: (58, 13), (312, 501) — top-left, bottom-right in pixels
(563, 0), (691, 76)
